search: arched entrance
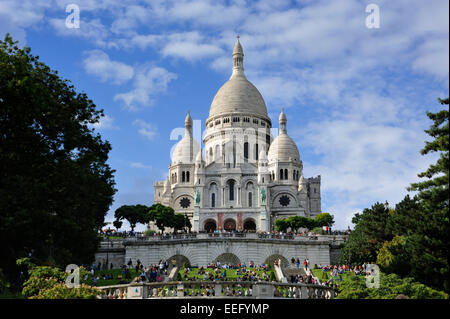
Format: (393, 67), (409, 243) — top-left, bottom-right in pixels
(167, 255), (191, 268)
(243, 218), (256, 231)
(214, 253), (241, 266)
(203, 219), (217, 233)
(223, 218), (236, 232)
(265, 254), (289, 269)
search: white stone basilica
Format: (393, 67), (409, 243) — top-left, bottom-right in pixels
(154, 38), (321, 233)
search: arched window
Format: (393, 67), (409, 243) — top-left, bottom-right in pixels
(182, 171), (185, 182)
(228, 180), (235, 201)
(280, 169), (283, 180)
(186, 171), (190, 182)
(255, 143), (259, 160)
(248, 192), (252, 207)
(284, 169), (288, 180)
(211, 193), (215, 208)
(244, 142), (249, 160)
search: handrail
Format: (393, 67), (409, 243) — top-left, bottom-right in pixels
(96, 280), (336, 299)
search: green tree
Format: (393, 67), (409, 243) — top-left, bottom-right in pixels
(274, 219), (289, 232)
(113, 204), (149, 232)
(0, 35), (116, 289)
(336, 271), (448, 299)
(17, 258), (101, 299)
(339, 202), (392, 265)
(376, 235), (411, 277)
(147, 203), (177, 232)
(172, 213), (192, 231)
(112, 219), (123, 231)
(405, 97), (449, 292)
(314, 212), (335, 228)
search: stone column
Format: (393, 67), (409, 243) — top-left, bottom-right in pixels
(237, 212), (243, 231)
(218, 213), (223, 230)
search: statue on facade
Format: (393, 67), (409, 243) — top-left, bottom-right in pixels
(195, 190), (201, 205)
(260, 188), (266, 205)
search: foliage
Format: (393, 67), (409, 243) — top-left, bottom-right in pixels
(147, 203), (191, 231)
(17, 258), (101, 299)
(405, 97), (449, 292)
(336, 271), (448, 299)
(339, 202), (392, 265)
(314, 212), (335, 227)
(0, 34), (116, 289)
(275, 216), (318, 232)
(114, 204), (149, 231)
(274, 219), (289, 232)
(0, 268), (11, 293)
(376, 236), (411, 277)
(113, 219), (123, 230)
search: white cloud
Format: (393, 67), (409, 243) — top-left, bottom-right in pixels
(129, 162), (152, 169)
(89, 114), (118, 130)
(0, 0), (50, 44)
(83, 49), (134, 85)
(48, 17), (116, 48)
(133, 119), (158, 140)
(114, 66), (177, 111)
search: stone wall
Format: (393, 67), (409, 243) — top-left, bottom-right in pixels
(94, 235), (348, 268)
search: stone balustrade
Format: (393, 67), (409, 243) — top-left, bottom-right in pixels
(96, 281), (335, 299)
(115, 233), (347, 243)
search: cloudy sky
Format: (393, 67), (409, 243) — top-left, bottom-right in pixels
(1, 0), (448, 231)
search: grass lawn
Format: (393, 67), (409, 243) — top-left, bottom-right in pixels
(311, 268), (357, 283)
(82, 268), (140, 287)
(179, 267), (274, 281)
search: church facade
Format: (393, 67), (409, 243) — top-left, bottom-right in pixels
(154, 38), (321, 232)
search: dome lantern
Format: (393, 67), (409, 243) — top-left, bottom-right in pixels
(279, 108), (287, 134)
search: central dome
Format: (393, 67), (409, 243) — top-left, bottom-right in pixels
(209, 76), (269, 118)
(208, 37), (269, 120)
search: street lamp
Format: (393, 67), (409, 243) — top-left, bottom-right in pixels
(347, 226), (351, 267)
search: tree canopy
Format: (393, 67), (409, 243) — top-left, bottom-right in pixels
(340, 97), (449, 293)
(113, 204), (150, 231)
(0, 34), (116, 289)
(147, 203), (191, 232)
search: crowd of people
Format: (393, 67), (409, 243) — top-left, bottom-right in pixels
(182, 262), (273, 283)
(85, 258), (171, 286)
(101, 227), (349, 240)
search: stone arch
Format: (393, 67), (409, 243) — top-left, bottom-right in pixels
(243, 218), (256, 231)
(203, 219), (217, 232)
(214, 253), (241, 266)
(265, 254), (289, 269)
(223, 218), (236, 231)
(167, 255), (191, 268)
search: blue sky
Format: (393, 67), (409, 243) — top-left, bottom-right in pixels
(1, 0), (448, 231)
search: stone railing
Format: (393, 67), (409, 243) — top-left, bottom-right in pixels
(96, 281), (335, 299)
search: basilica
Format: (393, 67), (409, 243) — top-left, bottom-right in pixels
(154, 37), (321, 232)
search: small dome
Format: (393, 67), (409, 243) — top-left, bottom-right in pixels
(268, 134), (300, 163)
(268, 109), (300, 163)
(172, 135), (201, 164)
